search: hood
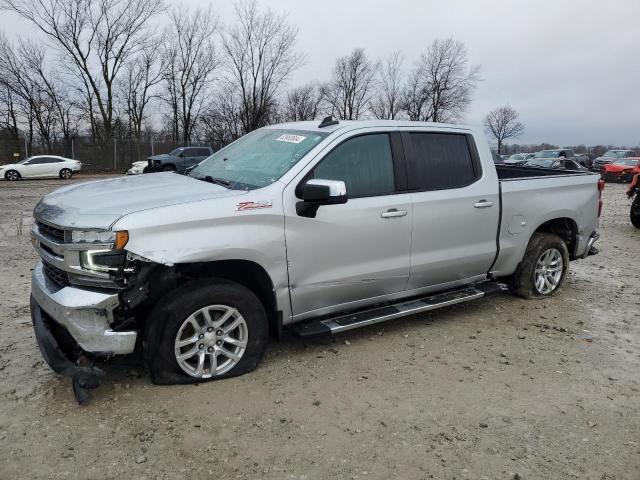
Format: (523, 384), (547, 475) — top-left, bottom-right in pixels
(34, 172), (246, 229)
(0, 163), (20, 170)
(603, 164), (627, 172)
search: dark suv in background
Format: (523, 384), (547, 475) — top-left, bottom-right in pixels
(146, 146), (213, 173)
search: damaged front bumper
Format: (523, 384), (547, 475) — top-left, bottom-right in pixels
(30, 260), (137, 402)
(31, 260), (137, 354)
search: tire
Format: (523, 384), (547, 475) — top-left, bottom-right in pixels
(506, 232), (569, 299)
(59, 168), (73, 179)
(4, 169), (20, 181)
(631, 196), (640, 228)
(143, 279), (268, 385)
(142, 166), (150, 173)
(161, 164), (176, 172)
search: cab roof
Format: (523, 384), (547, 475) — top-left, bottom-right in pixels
(263, 119), (473, 134)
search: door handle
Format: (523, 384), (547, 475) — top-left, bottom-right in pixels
(381, 209), (408, 218)
(474, 200), (495, 208)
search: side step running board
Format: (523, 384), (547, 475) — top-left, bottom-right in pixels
(292, 282), (503, 337)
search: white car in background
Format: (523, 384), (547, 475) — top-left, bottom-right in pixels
(0, 155), (81, 181)
(126, 161), (148, 175)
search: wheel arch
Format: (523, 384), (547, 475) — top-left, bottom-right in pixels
(174, 260), (282, 339)
(531, 217), (579, 259)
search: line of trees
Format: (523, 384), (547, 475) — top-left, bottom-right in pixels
(0, 0), (482, 163)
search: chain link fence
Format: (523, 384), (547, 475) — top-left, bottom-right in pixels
(0, 138), (189, 173)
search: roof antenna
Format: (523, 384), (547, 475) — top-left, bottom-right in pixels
(318, 115), (339, 128)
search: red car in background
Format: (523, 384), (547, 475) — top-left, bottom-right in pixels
(602, 158), (640, 182)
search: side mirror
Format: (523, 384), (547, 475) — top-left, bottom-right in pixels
(297, 179), (347, 218)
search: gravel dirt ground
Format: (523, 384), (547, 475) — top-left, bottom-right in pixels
(0, 175), (638, 480)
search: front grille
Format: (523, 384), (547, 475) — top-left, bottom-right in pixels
(37, 222), (65, 243)
(148, 159), (153, 169)
(43, 261), (70, 288)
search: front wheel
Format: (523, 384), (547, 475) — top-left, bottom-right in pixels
(59, 168), (73, 179)
(143, 280), (268, 384)
(5, 169), (20, 181)
(506, 232), (569, 299)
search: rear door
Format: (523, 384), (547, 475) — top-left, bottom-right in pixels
(283, 130), (412, 319)
(403, 131), (500, 290)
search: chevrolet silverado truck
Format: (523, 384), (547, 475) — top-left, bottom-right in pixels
(30, 119), (603, 402)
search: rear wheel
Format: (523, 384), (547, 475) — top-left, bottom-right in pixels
(59, 168), (72, 179)
(143, 280), (268, 384)
(5, 170), (20, 181)
(507, 232), (569, 299)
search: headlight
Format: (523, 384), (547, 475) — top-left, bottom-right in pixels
(71, 230), (128, 249)
(80, 249), (127, 273)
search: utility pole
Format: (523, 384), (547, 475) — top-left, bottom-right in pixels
(113, 138), (117, 170)
(24, 136), (28, 159)
(71, 139), (75, 160)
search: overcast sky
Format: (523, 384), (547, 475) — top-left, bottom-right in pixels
(1, 0), (639, 146)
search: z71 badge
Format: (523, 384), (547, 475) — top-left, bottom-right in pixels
(236, 200), (273, 211)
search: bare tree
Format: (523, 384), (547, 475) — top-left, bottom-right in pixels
(402, 38), (480, 123)
(1, 0), (164, 141)
(483, 105), (524, 154)
(163, 6), (220, 143)
(323, 48), (377, 120)
(370, 51), (404, 120)
(283, 83), (322, 122)
(223, 0), (301, 134)
(120, 39), (162, 142)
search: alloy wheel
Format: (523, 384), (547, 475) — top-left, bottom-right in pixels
(174, 304), (248, 378)
(534, 248), (563, 294)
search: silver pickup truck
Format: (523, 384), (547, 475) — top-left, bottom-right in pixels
(29, 119), (602, 401)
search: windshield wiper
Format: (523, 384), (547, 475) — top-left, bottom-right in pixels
(196, 175), (232, 188)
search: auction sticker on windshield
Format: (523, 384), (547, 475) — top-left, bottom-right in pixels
(276, 134), (306, 144)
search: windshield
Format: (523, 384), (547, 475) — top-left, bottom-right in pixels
(534, 150), (560, 158)
(168, 148), (186, 156)
(190, 129), (329, 190)
(603, 150), (624, 158)
(508, 154), (523, 160)
(613, 159), (638, 166)
(525, 158), (555, 168)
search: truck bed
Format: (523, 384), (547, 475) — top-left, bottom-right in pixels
(491, 164), (600, 277)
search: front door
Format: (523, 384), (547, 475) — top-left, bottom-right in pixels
(283, 132), (412, 319)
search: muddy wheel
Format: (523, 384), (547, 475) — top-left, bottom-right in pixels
(143, 279), (268, 385)
(59, 168), (73, 179)
(631, 196), (640, 228)
(5, 169), (20, 181)
(506, 232), (569, 299)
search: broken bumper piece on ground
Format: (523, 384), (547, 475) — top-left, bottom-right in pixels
(31, 297), (105, 404)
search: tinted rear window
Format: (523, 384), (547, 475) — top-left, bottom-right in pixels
(407, 133), (478, 191)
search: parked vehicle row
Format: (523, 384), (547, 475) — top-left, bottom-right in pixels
(28, 119), (602, 402)
(0, 156), (81, 181)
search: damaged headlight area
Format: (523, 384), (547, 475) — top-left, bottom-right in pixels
(80, 249), (129, 274)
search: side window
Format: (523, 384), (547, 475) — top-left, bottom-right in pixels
(28, 158), (46, 165)
(196, 148), (211, 157)
(313, 133), (395, 198)
(182, 148), (197, 157)
(45, 157), (62, 163)
(407, 133), (478, 191)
